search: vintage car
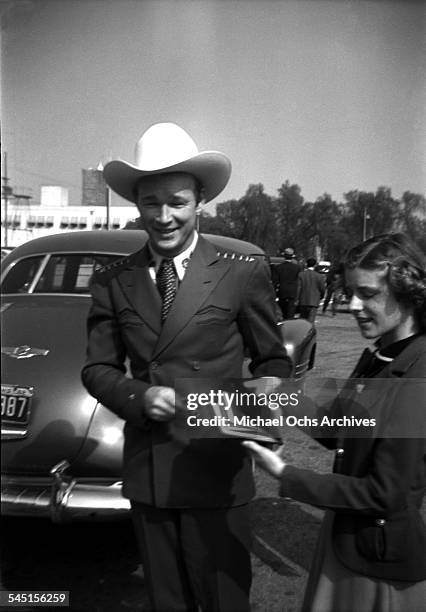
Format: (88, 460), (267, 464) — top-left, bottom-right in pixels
(315, 260), (331, 275)
(1, 230), (316, 522)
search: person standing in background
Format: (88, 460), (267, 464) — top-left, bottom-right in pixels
(298, 257), (325, 323)
(322, 263), (344, 316)
(275, 247), (302, 319)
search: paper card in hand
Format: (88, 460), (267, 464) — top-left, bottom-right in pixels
(210, 377), (284, 443)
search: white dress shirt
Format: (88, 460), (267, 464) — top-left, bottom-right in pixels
(148, 231), (199, 284)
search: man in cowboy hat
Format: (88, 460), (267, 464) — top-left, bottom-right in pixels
(82, 123), (291, 611)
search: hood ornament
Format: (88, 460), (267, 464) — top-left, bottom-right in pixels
(2, 345), (50, 359)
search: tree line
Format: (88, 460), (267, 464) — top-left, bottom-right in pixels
(198, 182), (426, 262)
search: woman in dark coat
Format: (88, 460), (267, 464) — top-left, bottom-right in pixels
(244, 233), (426, 611)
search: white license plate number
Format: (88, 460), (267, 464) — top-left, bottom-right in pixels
(1, 385), (33, 425)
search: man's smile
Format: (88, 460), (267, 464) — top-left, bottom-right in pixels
(153, 227), (178, 235)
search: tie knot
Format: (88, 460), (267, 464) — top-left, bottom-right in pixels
(159, 258), (175, 269)
(157, 258), (176, 285)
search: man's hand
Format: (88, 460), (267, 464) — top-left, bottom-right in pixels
(144, 386), (178, 421)
(242, 440), (286, 479)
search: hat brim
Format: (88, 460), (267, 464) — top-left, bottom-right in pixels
(103, 151), (231, 204)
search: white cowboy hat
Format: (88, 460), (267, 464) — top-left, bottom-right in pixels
(103, 122), (232, 203)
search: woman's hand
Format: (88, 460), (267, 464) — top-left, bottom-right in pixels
(242, 440), (286, 478)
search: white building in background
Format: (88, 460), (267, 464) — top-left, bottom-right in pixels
(1, 168), (141, 247)
(1, 200), (139, 247)
(41, 185), (69, 207)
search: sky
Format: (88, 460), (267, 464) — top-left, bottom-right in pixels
(1, 0), (425, 213)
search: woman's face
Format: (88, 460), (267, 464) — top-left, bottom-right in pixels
(345, 266), (417, 347)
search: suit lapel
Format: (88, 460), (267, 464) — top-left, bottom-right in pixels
(153, 237), (230, 357)
(117, 246), (162, 335)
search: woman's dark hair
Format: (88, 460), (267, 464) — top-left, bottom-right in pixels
(345, 233), (426, 330)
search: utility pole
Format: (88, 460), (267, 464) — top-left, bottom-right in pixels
(362, 205), (370, 242)
(97, 161), (110, 230)
(2, 151), (13, 247)
(106, 184), (110, 230)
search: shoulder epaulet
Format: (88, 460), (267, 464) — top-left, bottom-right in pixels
(216, 251), (256, 263)
(95, 255), (131, 275)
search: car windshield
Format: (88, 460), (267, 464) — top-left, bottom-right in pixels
(1, 253), (122, 294)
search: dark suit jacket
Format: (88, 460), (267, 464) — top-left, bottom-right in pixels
(82, 236), (291, 508)
(298, 268), (325, 307)
(275, 261), (301, 299)
(280, 334), (426, 581)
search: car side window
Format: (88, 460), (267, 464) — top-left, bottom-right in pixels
(1, 254), (122, 294)
(1, 256), (45, 293)
(33, 255), (120, 293)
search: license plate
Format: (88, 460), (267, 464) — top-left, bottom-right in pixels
(1, 384), (34, 425)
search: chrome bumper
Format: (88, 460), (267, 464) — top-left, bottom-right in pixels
(1, 460), (130, 522)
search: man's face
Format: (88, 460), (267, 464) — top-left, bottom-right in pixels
(136, 173), (202, 257)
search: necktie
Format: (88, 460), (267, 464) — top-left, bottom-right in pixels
(157, 258), (177, 322)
